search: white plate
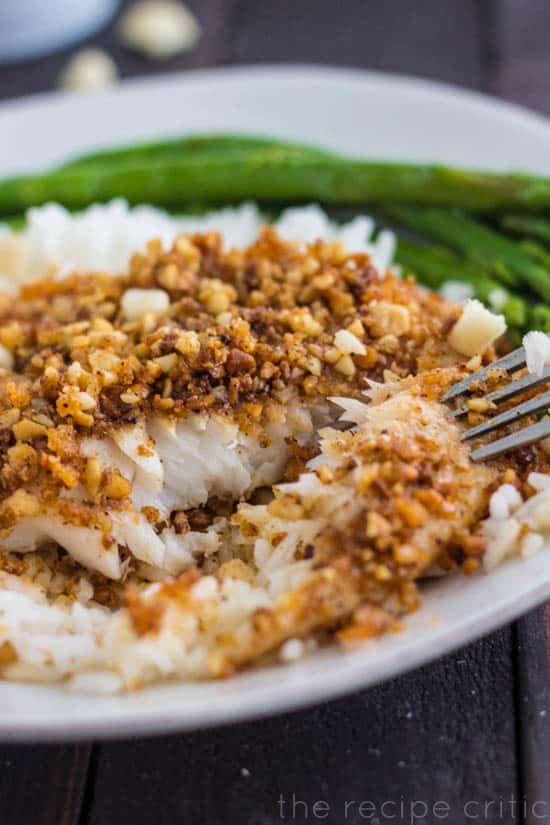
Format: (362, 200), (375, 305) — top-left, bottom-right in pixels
(1, 65), (550, 742)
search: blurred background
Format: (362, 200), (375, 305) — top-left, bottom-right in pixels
(0, 0), (548, 115)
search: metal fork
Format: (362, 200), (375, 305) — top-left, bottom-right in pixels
(441, 347), (550, 462)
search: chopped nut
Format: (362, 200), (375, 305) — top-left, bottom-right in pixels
(393, 543), (423, 565)
(84, 457), (102, 497)
(120, 391), (141, 405)
(142, 506), (160, 524)
(244, 402), (263, 420)
(121, 288), (170, 319)
(75, 390), (95, 410)
(323, 347), (341, 364)
(175, 331), (201, 356)
(7, 442), (36, 471)
(88, 349), (120, 381)
(267, 495), (304, 521)
(334, 328), (366, 355)
(463, 536), (487, 557)
(198, 279), (236, 314)
(316, 465), (334, 484)
(6, 382), (30, 409)
(73, 411), (95, 428)
(285, 308), (323, 337)
(374, 564), (392, 582)
(216, 311), (233, 326)
(0, 409), (20, 430)
(0, 322), (23, 351)
(347, 319), (365, 337)
(217, 559), (256, 585)
(4, 489), (40, 518)
(226, 348), (255, 375)
(377, 334), (399, 354)
(153, 353), (178, 372)
(312, 273), (334, 290)
(395, 497), (428, 528)
(338, 605), (389, 642)
(41, 454), (79, 489)
(103, 472), (132, 499)
(0, 640), (17, 666)
(369, 301), (411, 337)
(467, 397), (493, 413)
(334, 354), (356, 376)
(462, 558), (480, 574)
(12, 420), (47, 441)
(358, 465), (379, 492)
(174, 235), (201, 266)
(56, 387), (96, 421)
(302, 375), (318, 395)
(303, 355), (322, 376)
(366, 512), (392, 538)
(416, 488), (455, 517)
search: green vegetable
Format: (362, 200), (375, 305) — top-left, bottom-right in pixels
(396, 239), (527, 328)
(518, 239), (550, 268)
(0, 214), (26, 230)
(501, 214), (550, 245)
(529, 305), (550, 333)
(386, 205), (550, 302)
(7, 140), (550, 218)
(60, 134), (334, 171)
(0, 130), (548, 340)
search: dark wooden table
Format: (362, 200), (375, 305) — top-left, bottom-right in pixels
(1, 2), (550, 823)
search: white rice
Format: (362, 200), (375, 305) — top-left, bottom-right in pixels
(524, 330), (550, 377)
(483, 474), (550, 570)
(482, 329), (550, 569)
(0, 200), (395, 292)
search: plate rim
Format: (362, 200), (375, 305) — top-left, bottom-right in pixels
(0, 61), (549, 125)
(2, 63), (550, 159)
(1, 573), (550, 743)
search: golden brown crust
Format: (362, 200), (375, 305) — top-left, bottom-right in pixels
(125, 374), (499, 676)
(0, 228), (461, 518)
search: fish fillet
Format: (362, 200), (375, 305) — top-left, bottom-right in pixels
(0, 228), (461, 580)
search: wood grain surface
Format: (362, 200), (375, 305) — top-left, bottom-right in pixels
(0, 2), (549, 823)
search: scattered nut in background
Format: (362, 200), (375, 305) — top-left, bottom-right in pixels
(59, 48), (119, 93)
(117, 0), (201, 60)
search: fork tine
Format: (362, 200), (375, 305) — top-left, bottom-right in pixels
(470, 417), (550, 462)
(461, 389), (550, 441)
(441, 346), (527, 402)
(452, 367), (550, 418)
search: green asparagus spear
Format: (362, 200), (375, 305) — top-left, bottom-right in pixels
(530, 305), (550, 332)
(386, 206), (550, 301)
(8, 143), (550, 217)
(60, 134), (334, 171)
(396, 239), (527, 328)
(518, 239), (550, 268)
(0, 214), (26, 230)
(501, 214), (550, 245)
